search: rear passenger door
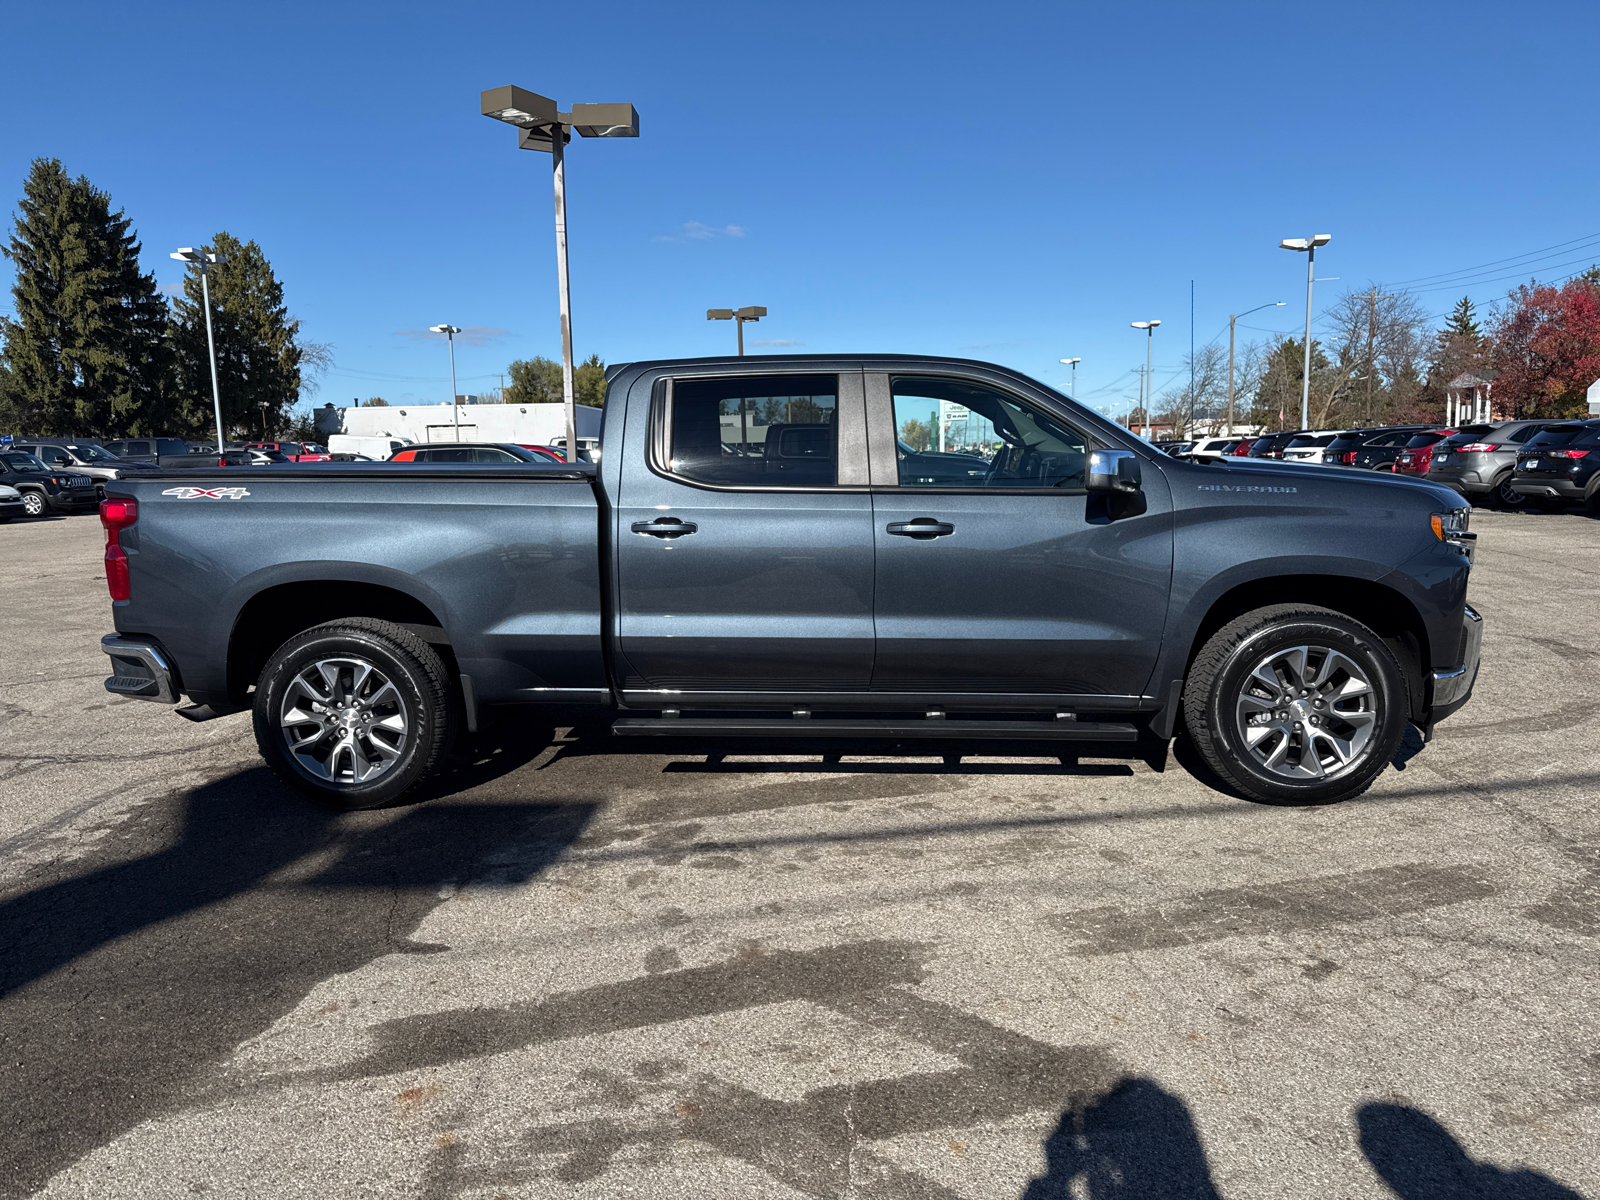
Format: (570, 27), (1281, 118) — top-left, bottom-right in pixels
(612, 370), (875, 698)
(867, 372), (1173, 699)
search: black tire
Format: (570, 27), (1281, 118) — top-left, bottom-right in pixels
(1490, 474), (1526, 509)
(19, 490), (46, 518)
(252, 618), (455, 810)
(1182, 604), (1408, 806)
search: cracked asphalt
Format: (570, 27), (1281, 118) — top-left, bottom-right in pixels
(1, 506), (1597, 1199)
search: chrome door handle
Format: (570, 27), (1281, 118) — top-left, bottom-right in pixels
(631, 518), (698, 538)
(886, 519), (955, 539)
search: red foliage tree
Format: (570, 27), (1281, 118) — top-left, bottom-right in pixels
(1489, 275), (1600, 419)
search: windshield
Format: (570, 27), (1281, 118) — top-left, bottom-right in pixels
(75, 444), (121, 462)
(1287, 434), (1336, 447)
(2, 452), (48, 472)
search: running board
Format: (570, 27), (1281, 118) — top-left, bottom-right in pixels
(611, 717), (1140, 741)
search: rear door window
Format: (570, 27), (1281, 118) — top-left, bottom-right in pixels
(428, 448), (475, 463)
(666, 373), (839, 487)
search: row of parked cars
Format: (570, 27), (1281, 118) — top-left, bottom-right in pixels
(0, 436), (591, 521)
(1154, 418), (1600, 512)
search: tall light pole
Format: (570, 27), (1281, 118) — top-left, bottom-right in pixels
(707, 306), (767, 355)
(482, 86), (640, 462)
(429, 324), (463, 439)
(170, 247), (227, 453)
(1059, 357), (1081, 398)
(1131, 320), (1160, 439)
(1226, 301), (1286, 435)
(1279, 234), (1331, 430)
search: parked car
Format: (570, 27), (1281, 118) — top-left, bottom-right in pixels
(1152, 440), (1194, 457)
(327, 452), (373, 462)
(1347, 426), (1434, 471)
(1280, 430), (1352, 465)
(514, 444), (568, 463)
(100, 352), (1481, 812)
(1246, 430), (1308, 460)
(242, 441), (332, 462)
(1185, 437), (1245, 461)
(388, 443), (559, 464)
(218, 448), (292, 466)
(0, 451), (99, 516)
(1393, 430), (1457, 476)
(1230, 438), (1257, 456)
(13, 441), (163, 497)
(0, 483), (24, 523)
(1510, 421), (1600, 511)
(1425, 421), (1560, 508)
(101, 437), (190, 464)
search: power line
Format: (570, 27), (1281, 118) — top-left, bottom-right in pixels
(1379, 231), (1600, 288)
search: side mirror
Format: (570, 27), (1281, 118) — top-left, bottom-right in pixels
(1087, 448), (1142, 494)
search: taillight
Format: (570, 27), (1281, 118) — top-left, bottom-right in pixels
(1339, 451), (1357, 464)
(100, 497), (138, 602)
(1455, 443), (1500, 453)
(1549, 449), (1591, 458)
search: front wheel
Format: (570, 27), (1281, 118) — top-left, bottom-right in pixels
(1183, 605), (1408, 805)
(253, 618), (455, 810)
(20, 491), (46, 518)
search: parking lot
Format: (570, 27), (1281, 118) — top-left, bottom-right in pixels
(1, 506), (1597, 1199)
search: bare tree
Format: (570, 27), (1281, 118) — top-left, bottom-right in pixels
(1155, 344), (1229, 437)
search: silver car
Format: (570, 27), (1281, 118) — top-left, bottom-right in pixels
(14, 442), (163, 497)
(0, 483), (24, 523)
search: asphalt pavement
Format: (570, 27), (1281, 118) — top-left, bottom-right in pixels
(1, 505), (1596, 1199)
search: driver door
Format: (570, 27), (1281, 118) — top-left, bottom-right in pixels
(868, 372), (1173, 698)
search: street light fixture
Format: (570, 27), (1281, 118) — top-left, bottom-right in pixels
(429, 325), (463, 440)
(170, 247), (227, 455)
(1279, 233), (1331, 430)
(1059, 357), (1081, 398)
(1226, 302), (1286, 435)
(707, 306), (767, 356)
(1131, 321), (1160, 439)
(481, 85), (640, 461)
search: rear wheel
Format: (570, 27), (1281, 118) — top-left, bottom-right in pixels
(20, 491), (45, 518)
(253, 618), (455, 810)
(1183, 605), (1407, 805)
(1492, 475), (1526, 508)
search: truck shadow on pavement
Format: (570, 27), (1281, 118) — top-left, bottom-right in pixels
(0, 729), (594, 1198)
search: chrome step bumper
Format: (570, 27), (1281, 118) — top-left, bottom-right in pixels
(1429, 604), (1483, 712)
(101, 634), (179, 704)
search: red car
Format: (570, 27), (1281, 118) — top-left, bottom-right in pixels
(1230, 439), (1256, 456)
(242, 441), (331, 462)
(1392, 429), (1457, 476)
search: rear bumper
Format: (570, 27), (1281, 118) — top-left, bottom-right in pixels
(1428, 603), (1483, 723)
(1510, 478), (1584, 500)
(101, 634), (180, 704)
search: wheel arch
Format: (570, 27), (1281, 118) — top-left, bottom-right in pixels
(1183, 575), (1430, 725)
(226, 580), (456, 704)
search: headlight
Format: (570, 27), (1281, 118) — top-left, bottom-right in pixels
(1431, 509), (1476, 560)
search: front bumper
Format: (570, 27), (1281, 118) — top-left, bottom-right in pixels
(47, 486), (100, 511)
(1428, 603), (1483, 722)
(101, 634), (180, 704)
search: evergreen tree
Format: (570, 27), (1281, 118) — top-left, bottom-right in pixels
(1445, 296), (1481, 342)
(170, 232), (303, 438)
(0, 158), (173, 436)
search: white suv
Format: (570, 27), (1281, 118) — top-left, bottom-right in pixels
(1280, 430), (1352, 465)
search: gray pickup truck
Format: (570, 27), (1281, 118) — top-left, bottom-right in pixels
(98, 354), (1482, 809)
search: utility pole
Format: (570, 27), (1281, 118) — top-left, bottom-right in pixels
(497, 372), (508, 404)
(1363, 289), (1393, 427)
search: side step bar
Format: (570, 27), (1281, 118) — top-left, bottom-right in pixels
(612, 717), (1139, 741)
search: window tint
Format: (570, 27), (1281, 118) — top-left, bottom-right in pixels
(474, 447), (519, 462)
(130, 441), (154, 455)
(667, 374), (838, 487)
(3, 453), (47, 471)
(1403, 433), (1445, 448)
(1507, 425), (1547, 443)
(428, 448), (475, 463)
(1570, 424), (1600, 448)
(891, 377), (1087, 489)
(1288, 434), (1336, 447)
(1525, 425), (1584, 449)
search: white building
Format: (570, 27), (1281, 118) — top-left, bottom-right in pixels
(314, 401), (602, 450)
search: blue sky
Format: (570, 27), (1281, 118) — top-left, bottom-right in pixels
(3, 0), (1597, 416)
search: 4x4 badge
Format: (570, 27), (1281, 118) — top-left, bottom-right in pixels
(161, 486), (251, 500)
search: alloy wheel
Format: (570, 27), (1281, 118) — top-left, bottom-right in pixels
(279, 656), (408, 784)
(21, 492), (45, 517)
(1234, 644), (1377, 780)
(1496, 477), (1525, 507)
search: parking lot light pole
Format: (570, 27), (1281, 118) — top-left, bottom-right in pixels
(1059, 357), (1080, 398)
(1279, 234), (1330, 430)
(481, 86), (640, 462)
(708, 306), (767, 355)
(1131, 321), (1160, 439)
(1226, 302), (1286, 435)
(429, 325), (463, 439)
(170, 248), (227, 453)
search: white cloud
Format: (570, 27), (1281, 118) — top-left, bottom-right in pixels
(655, 221), (746, 243)
(750, 338), (803, 347)
(394, 326), (509, 347)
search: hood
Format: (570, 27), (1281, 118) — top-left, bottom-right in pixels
(1171, 454), (1468, 508)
